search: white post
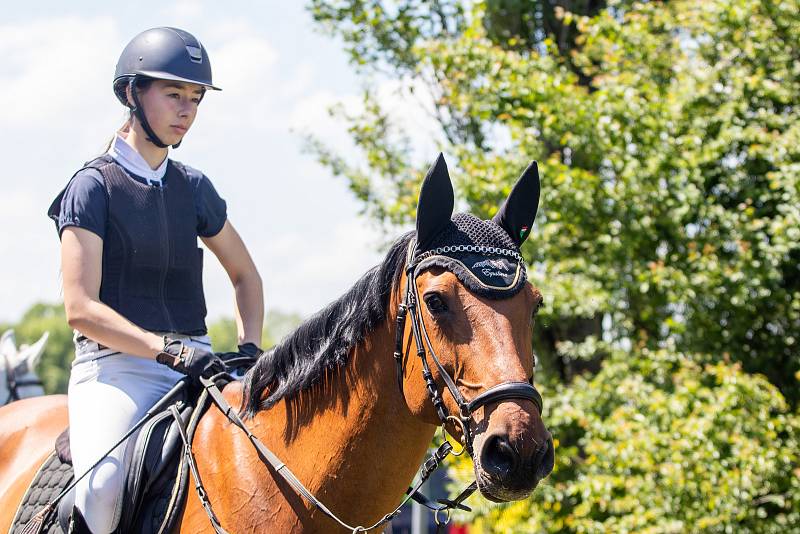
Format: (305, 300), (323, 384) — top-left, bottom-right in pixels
(411, 477), (429, 534)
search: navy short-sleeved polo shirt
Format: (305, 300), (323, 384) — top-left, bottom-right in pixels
(56, 167), (108, 239)
(181, 163), (228, 238)
(50, 159), (227, 239)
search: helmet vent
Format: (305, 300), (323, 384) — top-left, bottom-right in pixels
(186, 45), (202, 63)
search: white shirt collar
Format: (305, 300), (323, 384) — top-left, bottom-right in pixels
(107, 133), (168, 184)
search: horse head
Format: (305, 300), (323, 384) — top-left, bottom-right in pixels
(231, 154), (553, 530)
(397, 154), (553, 502)
(0, 330), (47, 403)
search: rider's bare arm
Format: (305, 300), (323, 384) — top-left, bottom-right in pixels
(61, 226), (164, 359)
(201, 220), (263, 347)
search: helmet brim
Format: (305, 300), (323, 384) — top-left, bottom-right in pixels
(115, 71), (221, 92)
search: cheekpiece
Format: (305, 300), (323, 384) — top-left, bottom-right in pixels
(411, 213), (527, 300)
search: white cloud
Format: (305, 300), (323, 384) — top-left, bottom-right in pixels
(266, 219), (386, 315)
(0, 191), (62, 316)
(289, 75), (445, 169)
(0, 16), (124, 322)
(288, 89), (359, 158)
(202, 218), (386, 319)
(155, 0), (207, 23)
(212, 35), (279, 92)
(0, 16), (119, 125)
(374, 76), (445, 156)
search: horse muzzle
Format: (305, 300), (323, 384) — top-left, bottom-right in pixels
(471, 411), (554, 502)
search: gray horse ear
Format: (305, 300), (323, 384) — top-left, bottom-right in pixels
(493, 161), (540, 246)
(416, 153), (454, 250)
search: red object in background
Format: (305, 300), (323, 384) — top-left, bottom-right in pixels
(449, 525), (469, 534)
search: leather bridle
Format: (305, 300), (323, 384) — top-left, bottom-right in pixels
(393, 241), (544, 457)
(2, 350), (44, 404)
(173, 242), (546, 533)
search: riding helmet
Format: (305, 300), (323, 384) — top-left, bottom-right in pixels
(112, 27), (221, 148)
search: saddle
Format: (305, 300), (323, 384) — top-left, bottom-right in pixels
(9, 379), (222, 534)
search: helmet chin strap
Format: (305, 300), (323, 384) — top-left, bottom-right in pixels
(128, 78), (182, 150)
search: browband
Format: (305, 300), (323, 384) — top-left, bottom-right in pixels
(407, 241), (527, 299)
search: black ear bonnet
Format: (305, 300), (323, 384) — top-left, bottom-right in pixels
(410, 153), (540, 300)
(409, 213), (526, 299)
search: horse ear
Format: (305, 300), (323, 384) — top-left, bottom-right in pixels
(493, 161), (540, 247)
(416, 153), (454, 250)
(19, 332), (48, 371)
(0, 330), (16, 361)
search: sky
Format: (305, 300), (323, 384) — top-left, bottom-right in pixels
(0, 1), (440, 324)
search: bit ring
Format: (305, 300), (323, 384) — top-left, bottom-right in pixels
(442, 416), (468, 456)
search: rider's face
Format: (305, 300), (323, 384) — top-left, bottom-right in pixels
(136, 80), (204, 145)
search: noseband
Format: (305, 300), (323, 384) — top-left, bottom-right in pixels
(2, 350), (44, 404)
(393, 241), (544, 457)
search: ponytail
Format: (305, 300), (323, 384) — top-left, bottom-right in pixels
(102, 77), (152, 154)
(101, 112), (133, 155)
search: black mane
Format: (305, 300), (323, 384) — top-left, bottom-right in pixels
(241, 232), (413, 417)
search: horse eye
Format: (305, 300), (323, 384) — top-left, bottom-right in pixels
(424, 293), (448, 315)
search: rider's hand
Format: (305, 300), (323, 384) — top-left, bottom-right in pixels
(217, 342), (263, 361)
(216, 342), (263, 372)
(156, 337), (225, 380)
(236, 342), (263, 358)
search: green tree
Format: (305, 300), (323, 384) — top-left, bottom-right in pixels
(306, 0), (800, 400)
(208, 310), (304, 353)
(450, 348), (800, 532)
(307, 0), (800, 530)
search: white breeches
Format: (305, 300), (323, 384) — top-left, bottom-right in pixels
(68, 334), (211, 534)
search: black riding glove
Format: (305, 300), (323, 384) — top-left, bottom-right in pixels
(216, 342), (263, 371)
(237, 342), (263, 358)
(156, 337), (225, 380)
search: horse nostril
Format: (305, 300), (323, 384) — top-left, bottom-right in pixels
(533, 437), (555, 480)
(481, 435), (520, 481)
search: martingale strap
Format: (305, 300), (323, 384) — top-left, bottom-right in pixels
(169, 402), (229, 534)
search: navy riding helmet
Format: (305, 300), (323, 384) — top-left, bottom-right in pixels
(113, 27), (222, 149)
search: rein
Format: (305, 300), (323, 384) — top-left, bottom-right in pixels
(2, 351), (44, 404)
(185, 241), (545, 533)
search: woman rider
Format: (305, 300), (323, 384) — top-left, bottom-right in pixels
(47, 27), (264, 533)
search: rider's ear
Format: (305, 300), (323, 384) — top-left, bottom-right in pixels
(416, 153), (454, 250)
(493, 161), (540, 247)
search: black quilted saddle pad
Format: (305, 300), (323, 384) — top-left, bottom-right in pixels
(9, 453), (71, 534)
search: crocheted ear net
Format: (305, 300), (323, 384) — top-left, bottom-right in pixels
(415, 213), (527, 299)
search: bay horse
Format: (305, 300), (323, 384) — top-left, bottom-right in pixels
(0, 330), (48, 404)
(0, 154), (553, 533)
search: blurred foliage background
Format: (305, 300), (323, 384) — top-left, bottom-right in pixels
(304, 0), (800, 531)
(5, 0), (799, 531)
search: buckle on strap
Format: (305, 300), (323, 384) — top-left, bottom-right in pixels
(466, 381), (543, 415)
